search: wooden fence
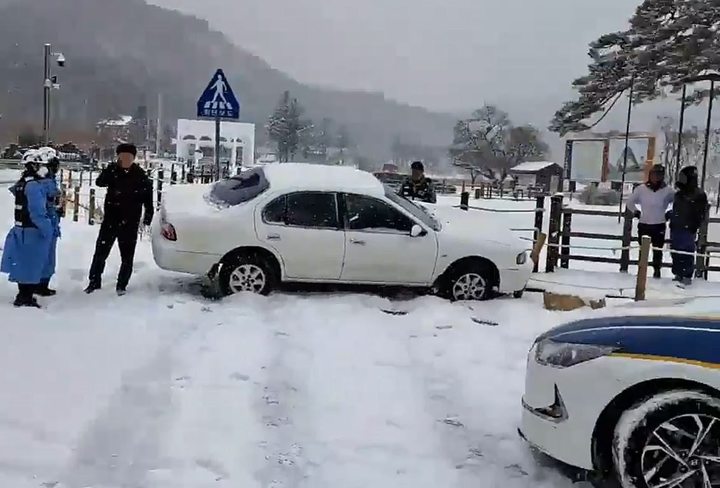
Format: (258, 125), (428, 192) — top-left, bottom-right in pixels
(56, 162), (216, 225)
(543, 193), (720, 279)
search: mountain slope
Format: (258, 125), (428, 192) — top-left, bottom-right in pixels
(0, 0), (454, 159)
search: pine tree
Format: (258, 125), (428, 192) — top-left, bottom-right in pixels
(267, 91), (307, 162)
(551, 0), (720, 135)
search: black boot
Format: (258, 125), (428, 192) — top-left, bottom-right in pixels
(13, 284), (41, 308)
(84, 281), (101, 294)
(653, 268), (662, 279)
(36, 279), (57, 297)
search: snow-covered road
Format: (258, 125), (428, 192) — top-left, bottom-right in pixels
(2, 189), (716, 488)
(0, 199), (585, 487)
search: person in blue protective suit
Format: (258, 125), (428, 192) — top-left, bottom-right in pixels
(36, 154), (62, 296)
(0, 153), (55, 307)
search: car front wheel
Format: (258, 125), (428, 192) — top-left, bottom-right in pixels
(612, 390), (720, 488)
(442, 262), (495, 301)
(219, 253), (276, 296)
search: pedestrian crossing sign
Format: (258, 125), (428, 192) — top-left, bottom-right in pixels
(196, 69), (240, 120)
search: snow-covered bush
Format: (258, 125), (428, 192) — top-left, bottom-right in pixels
(578, 185), (620, 206)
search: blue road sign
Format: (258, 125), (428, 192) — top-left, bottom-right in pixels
(197, 69), (240, 120)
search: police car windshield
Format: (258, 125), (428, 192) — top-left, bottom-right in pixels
(385, 188), (440, 231)
(207, 168), (269, 206)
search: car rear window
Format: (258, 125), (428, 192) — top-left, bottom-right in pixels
(206, 167), (269, 206)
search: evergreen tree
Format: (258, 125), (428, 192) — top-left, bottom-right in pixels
(551, 0), (720, 135)
(267, 91), (307, 162)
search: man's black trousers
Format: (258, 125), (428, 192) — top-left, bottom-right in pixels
(637, 223), (666, 272)
(88, 219), (139, 289)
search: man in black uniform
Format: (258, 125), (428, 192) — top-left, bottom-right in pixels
(85, 144), (154, 295)
(398, 161), (437, 203)
(669, 165), (708, 286)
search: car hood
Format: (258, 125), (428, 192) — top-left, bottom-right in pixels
(537, 315), (720, 365)
(427, 205), (526, 249)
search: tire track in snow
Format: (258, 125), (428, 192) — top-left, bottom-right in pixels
(253, 300), (317, 488)
(401, 304), (571, 488)
(55, 316), (211, 488)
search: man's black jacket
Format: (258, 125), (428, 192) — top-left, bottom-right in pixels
(96, 163), (154, 226)
(670, 187), (708, 233)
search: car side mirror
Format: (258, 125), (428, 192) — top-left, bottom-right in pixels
(410, 224), (423, 237)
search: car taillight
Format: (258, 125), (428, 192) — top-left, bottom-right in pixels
(161, 223), (177, 241)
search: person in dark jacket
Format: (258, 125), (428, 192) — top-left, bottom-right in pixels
(0, 154), (55, 307)
(85, 144), (154, 295)
(669, 166), (708, 285)
(398, 161), (437, 203)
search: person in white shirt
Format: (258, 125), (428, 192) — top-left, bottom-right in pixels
(625, 164), (675, 278)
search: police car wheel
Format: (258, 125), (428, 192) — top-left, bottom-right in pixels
(612, 390), (720, 488)
(219, 253), (276, 296)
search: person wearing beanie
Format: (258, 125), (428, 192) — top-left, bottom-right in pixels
(85, 143), (154, 295)
(398, 161), (436, 204)
(625, 164), (675, 278)
(669, 166), (708, 286)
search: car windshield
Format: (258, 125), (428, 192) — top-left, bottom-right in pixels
(206, 167), (269, 206)
(385, 187), (441, 231)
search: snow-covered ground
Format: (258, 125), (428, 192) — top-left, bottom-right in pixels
(1, 180), (719, 487)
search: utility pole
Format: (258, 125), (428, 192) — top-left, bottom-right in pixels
(156, 93), (163, 156)
(617, 74), (635, 222)
(43, 44), (51, 145)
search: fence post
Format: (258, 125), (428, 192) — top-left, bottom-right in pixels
(460, 191), (469, 210)
(59, 169), (64, 185)
(620, 209), (633, 272)
(88, 188), (96, 225)
(73, 186), (80, 222)
(696, 206), (710, 279)
(545, 194), (563, 273)
(79, 170), (84, 187)
(474, 188), (481, 200)
(181, 164), (187, 183)
(560, 210), (572, 269)
(157, 169), (164, 209)
(67, 170), (73, 189)
(533, 196), (545, 273)
(531, 233), (547, 267)
(171, 169), (178, 185)
(635, 235), (651, 301)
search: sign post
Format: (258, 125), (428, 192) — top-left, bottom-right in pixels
(196, 69), (241, 181)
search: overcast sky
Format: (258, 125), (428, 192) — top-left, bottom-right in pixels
(152, 0), (637, 127)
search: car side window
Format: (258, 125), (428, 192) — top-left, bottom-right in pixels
(263, 195), (286, 224)
(344, 194), (414, 232)
(286, 192), (339, 228)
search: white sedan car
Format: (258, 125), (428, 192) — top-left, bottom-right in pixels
(520, 312), (720, 488)
(152, 163), (532, 300)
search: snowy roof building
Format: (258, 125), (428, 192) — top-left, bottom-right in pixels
(509, 161), (564, 193)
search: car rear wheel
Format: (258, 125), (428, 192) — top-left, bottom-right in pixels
(219, 253), (276, 296)
(442, 262), (495, 301)
(612, 390), (720, 488)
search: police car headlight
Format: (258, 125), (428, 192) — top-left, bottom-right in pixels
(535, 339), (618, 368)
(516, 251), (527, 265)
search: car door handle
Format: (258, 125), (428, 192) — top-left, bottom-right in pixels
(267, 233), (281, 240)
(350, 238), (366, 245)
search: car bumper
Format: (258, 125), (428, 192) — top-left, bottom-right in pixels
(151, 227), (221, 276)
(519, 346), (605, 471)
(498, 260), (533, 294)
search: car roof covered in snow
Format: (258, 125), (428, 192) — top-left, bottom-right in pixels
(261, 163), (385, 196)
(509, 161), (561, 173)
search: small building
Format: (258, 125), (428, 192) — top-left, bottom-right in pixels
(509, 161), (564, 193)
(175, 119), (255, 175)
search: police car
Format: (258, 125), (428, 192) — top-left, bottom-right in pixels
(520, 314), (720, 488)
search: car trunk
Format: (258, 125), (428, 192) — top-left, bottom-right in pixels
(159, 183), (226, 253)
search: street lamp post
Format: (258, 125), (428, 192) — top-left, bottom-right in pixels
(618, 73), (636, 222)
(42, 43), (66, 146)
(681, 70), (720, 189)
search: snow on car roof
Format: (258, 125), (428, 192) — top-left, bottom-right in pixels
(262, 163), (385, 196)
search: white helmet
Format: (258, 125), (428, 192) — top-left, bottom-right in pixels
(21, 147), (58, 177)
